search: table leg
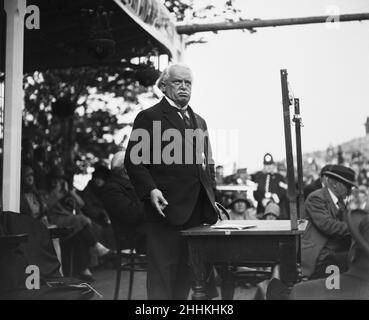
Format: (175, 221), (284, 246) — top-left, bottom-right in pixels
(219, 265), (235, 300)
(279, 238), (298, 287)
(188, 242), (208, 300)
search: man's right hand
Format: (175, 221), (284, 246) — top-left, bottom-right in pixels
(150, 189), (168, 217)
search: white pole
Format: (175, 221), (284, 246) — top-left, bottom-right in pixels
(2, 0), (27, 212)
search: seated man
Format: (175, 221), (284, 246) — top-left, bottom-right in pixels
(301, 164), (356, 279)
(102, 151), (146, 253)
(79, 165), (111, 226)
(265, 209), (369, 300)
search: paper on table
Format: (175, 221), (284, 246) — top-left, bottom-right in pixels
(210, 220), (257, 230)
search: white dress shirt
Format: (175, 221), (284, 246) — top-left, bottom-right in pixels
(165, 96), (189, 119)
(328, 187), (340, 209)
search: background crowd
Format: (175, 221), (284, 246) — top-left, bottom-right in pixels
(12, 136), (369, 284)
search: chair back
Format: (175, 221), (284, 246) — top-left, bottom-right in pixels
(1, 211), (62, 279)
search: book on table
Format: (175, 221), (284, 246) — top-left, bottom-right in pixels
(210, 220), (257, 230)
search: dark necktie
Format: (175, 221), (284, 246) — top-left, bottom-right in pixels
(337, 199), (346, 220)
(178, 109), (193, 129)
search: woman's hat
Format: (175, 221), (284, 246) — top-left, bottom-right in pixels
(322, 164), (357, 187)
(227, 194), (251, 209)
(263, 201), (280, 219)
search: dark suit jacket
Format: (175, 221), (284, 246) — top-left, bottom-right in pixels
(124, 97), (218, 226)
(102, 172), (145, 247)
(79, 181), (109, 225)
(301, 187), (350, 277)
(267, 262), (369, 300)
(303, 178), (322, 200)
(290, 263), (369, 299)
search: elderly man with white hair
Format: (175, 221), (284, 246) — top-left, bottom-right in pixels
(102, 151), (146, 253)
(124, 63), (219, 300)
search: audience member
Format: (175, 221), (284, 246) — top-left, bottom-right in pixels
(262, 201), (280, 220)
(227, 195), (256, 220)
(102, 151), (146, 253)
(301, 164), (355, 279)
(350, 185), (369, 212)
(46, 170), (111, 281)
(265, 210), (369, 300)
(20, 165), (49, 226)
(79, 164), (111, 226)
(251, 153), (288, 218)
(215, 165), (225, 185)
(32, 146), (51, 192)
(303, 164), (332, 200)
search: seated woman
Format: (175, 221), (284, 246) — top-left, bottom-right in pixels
(20, 165), (49, 226)
(262, 201), (280, 220)
(227, 195), (257, 220)
(45, 171), (111, 282)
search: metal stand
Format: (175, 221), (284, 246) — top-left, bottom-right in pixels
(293, 98), (305, 219)
(280, 69), (299, 230)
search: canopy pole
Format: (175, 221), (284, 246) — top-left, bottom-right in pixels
(176, 13), (369, 34)
(2, 0), (27, 212)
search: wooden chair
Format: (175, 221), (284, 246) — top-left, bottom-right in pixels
(113, 231), (147, 300)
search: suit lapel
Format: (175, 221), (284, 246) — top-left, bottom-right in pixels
(187, 106), (199, 129)
(187, 106), (211, 167)
(159, 98), (186, 131)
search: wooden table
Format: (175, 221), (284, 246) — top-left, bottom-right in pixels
(181, 220), (307, 300)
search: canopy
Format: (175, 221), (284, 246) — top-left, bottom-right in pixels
(0, 0), (183, 212)
(1, 0), (183, 72)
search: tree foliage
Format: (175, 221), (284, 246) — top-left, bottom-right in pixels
(22, 65), (151, 178)
(20, 0), (243, 181)
(163, 0), (242, 22)
(163, 0), (245, 45)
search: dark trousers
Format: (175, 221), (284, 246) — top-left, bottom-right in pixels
(61, 224), (97, 275)
(310, 250), (349, 280)
(146, 187), (210, 300)
(265, 278), (290, 300)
